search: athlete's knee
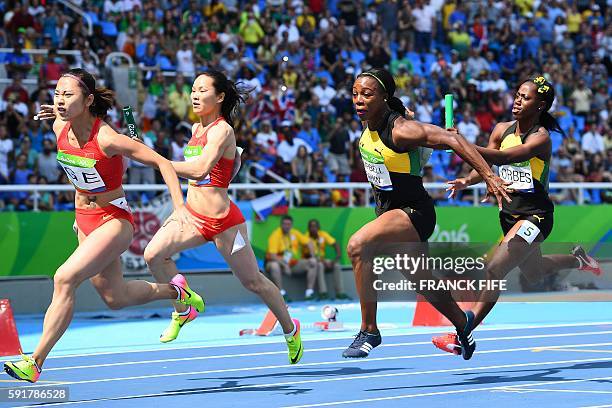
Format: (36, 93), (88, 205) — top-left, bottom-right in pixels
(347, 235), (367, 259)
(100, 295), (126, 310)
(53, 266), (79, 292)
(143, 243), (167, 266)
(485, 259), (507, 280)
(241, 274), (266, 294)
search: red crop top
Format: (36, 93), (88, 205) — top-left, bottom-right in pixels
(56, 118), (125, 194)
(183, 117), (235, 188)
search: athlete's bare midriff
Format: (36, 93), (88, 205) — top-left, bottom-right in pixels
(186, 186), (231, 218)
(74, 187), (127, 210)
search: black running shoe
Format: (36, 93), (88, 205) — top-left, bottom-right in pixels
(457, 310), (476, 360)
(342, 330), (382, 358)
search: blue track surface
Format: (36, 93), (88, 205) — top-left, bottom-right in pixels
(2, 302), (612, 407)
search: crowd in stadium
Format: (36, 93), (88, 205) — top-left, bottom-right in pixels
(0, 0), (610, 211)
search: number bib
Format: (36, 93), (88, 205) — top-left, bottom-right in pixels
(499, 162), (534, 192)
(183, 146), (211, 186)
(516, 219), (540, 244)
(57, 151), (106, 192)
(359, 147), (393, 191)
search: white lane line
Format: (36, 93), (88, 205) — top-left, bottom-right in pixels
(18, 347), (612, 388)
(494, 387), (612, 394)
(281, 377), (612, 408)
(42, 321), (612, 360)
(42, 330), (612, 372)
(579, 405), (612, 408)
(12, 363), (612, 407)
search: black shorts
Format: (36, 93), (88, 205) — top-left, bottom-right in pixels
(401, 200), (436, 242)
(499, 211), (554, 241)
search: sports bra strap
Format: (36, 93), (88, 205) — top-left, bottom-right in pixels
(60, 118), (102, 145)
(89, 118), (102, 143)
(195, 117), (225, 141)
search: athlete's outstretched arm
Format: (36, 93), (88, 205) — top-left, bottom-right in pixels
(171, 125), (232, 181)
(451, 123), (507, 193)
(392, 119), (511, 206)
(474, 128), (551, 165)
(98, 126), (192, 227)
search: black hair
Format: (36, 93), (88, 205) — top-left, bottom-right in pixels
(281, 215), (293, 223)
(522, 75), (565, 136)
(62, 68), (114, 118)
(357, 68), (406, 118)
(308, 219), (320, 227)
(199, 70), (249, 128)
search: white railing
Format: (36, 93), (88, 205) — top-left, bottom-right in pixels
(104, 52), (134, 67)
(0, 183), (610, 212)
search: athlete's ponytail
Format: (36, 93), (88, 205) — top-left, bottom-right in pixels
(525, 75), (565, 137)
(61, 68), (115, 118)
(199, 70), (249, 128)
(358, 68), (406, 118)
(387, 97), (407, 118)
(90, 87), (115, 117)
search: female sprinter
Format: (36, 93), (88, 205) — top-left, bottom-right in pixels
(3, 69), (204, 383)
(343, 68), (510, 361)
(434, 76), (601, 356)
(143, 70), (303, 364)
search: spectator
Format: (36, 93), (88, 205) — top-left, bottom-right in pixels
(422, 164), (447, 201)
(239, 11), (265, 48)
(170, 132), (186, 162)
(15, 137), (37, 170)
(254, 120), (277, 155)
(3, 75), (29, 104)
(448, 22), (471, 59)
(466, 49), (490, 79)
(277, 122), (312, 163)
(265, 215), (318, 301)
(296, 115), (321, 152)
(412, 0), (435, 54)
(9, 153), (32, 211)
(291, 145), (312, 183)
(0, 125), (13, 181)
(128, 128), (156, 198)
(348, 119), (361, 143)
(27, 175), (55, 211)
(327, 118), (352, 181)
(39, 49), (67, 88)
(167, 75), (191, 121)
(581, 125), (605, 156)
(457, 110), (481, 144)
(4, 43), (33, 78)
(37, 139), (60, 183)
(570, 79), (593, 117)
(175, 40), (195, 80)
(312, 77), (336, 108)
(302, 219), (348, 300)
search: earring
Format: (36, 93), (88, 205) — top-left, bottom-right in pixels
(384, 98), (388, 102)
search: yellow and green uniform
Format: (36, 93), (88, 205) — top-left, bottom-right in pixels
(359, 110), (436, 241)
(267, 228), (309, 266)
(498, 121), (553, 216)
(302, 230), (336, 259)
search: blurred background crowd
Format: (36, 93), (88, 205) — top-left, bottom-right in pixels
(0, 0), (610, 211)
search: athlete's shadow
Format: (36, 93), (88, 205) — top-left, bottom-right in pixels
(189, 366), (402, 382)
(163, 379), (312, 396)
(366, 360), (612, 392)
